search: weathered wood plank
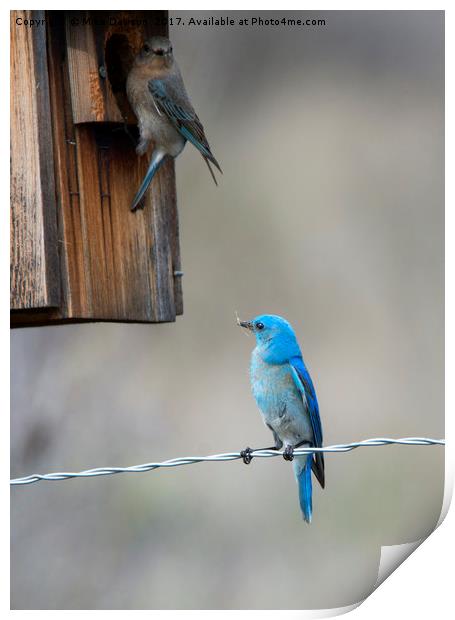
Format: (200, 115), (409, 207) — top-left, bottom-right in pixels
(10, 10), (60, 310)
(65, 11), (123, 123)
(45, 14), (88, 320)
(161, 160), (183, 316)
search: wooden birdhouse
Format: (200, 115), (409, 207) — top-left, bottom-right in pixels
(10, 10), (183, 327)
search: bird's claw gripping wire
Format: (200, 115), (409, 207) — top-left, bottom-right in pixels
(240, 447), (254, 464)
(284, 440), (312, 461)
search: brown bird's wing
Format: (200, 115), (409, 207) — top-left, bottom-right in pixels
(148, 78), (222, 177)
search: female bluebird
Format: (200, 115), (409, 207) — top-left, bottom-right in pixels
(238, 314), (325, 523)
(126, 36), (222, 211)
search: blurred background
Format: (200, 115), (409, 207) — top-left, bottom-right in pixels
(11, 10), (444, 610)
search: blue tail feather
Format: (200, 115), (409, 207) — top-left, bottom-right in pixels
(294, 454), (313, 523)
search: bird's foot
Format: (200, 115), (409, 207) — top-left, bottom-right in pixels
(240, 447), (254, 465)
(283, 446), (294, 461)
(131, 198), (146, 212)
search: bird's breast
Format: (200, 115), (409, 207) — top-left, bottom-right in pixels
(251, 352), (295, 415)
(250, 349), (312, 444)
(126, 74), (185, 157)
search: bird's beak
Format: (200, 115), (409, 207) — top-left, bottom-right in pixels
(237, 318), (253, 331)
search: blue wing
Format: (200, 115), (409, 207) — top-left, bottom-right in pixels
(148, 79), (222, 179)
(290, 356), (325, 488)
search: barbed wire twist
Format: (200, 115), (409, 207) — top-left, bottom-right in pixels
(10, 437), (444, 486)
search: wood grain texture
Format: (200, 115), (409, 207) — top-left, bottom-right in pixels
(65, 10), (162, 124)
(65, 11), (122, 123)
(10, 10), (183, 327)
(10, 10), (60, 310)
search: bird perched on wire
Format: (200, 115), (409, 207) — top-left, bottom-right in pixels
(238, 314), (325, 523)
(126, 36), (222, 211)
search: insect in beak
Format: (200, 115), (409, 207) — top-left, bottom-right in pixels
(237, 318), (253, 331)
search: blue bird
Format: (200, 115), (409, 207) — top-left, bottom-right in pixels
(238, 314), (325, 522)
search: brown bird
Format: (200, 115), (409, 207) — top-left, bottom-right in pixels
(126, 36), (222, 211)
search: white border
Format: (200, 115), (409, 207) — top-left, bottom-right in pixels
(4, 3), (451, 617)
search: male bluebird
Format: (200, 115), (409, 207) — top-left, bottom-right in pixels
(238, 314), (325, 523)
(126, 36), (222, 211)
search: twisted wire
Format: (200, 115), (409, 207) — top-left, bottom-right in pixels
(10, 437), (444, 487)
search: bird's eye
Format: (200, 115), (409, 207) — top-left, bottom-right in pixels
(142, 44), (150, 54)
(255, 322), (265, 331)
